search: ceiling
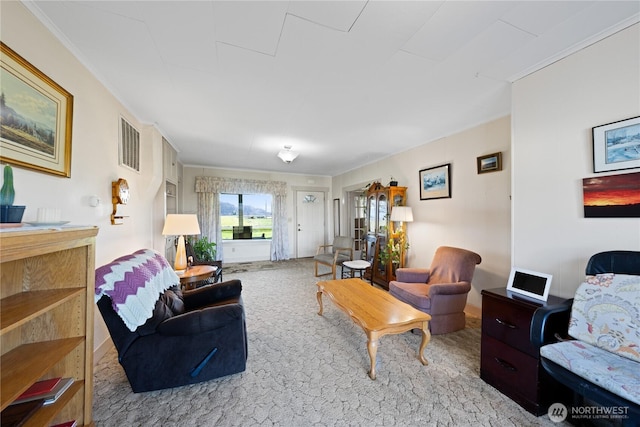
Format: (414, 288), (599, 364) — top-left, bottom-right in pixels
(26, 1), (639, 176)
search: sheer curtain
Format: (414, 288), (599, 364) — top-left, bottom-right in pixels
(195, 177), (289, 261)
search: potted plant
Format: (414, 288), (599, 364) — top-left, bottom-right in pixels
(378, 233), (409, 273)
(190, 235), (217, 262)
(0, 165), (26, 223)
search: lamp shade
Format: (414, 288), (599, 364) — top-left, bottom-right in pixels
(162, 214), (201, 236)
(162, 214), (200, 273)
(390, 206), (413, 223)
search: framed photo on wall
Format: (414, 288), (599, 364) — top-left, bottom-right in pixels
(0, 42), (73, 177)
(592, 116), (640, 173)
(477, 152), (502, 174)
(583, 172), (640, 218)
(419, 163), (451, 200)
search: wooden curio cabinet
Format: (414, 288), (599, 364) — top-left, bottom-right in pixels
(364, 182), (407, 289)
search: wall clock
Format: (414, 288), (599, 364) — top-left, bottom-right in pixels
(111, 178), (129, 225)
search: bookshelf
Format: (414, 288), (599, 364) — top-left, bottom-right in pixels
(1, 226), (98, 426)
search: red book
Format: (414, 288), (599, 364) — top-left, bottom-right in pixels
(11, 377), (73, 406)
(51, 421), (77, 427)
(17, 378), (61, 400)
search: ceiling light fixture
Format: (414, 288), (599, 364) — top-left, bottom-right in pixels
(277, 145), (299, 164)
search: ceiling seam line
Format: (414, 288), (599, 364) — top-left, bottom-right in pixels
(215, 40), (276, 58)
(286, 13), (350, 33)
(347, 0), (369, 33)
(397, 0), (447, 52)
(497, 19), (538, 38)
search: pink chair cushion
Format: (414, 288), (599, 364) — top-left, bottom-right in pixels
(427, 246), (481, 284)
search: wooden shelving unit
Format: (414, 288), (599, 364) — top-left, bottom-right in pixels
(0, 226), (98, 426)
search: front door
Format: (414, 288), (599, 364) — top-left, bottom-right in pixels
(296, 191), (325, 258)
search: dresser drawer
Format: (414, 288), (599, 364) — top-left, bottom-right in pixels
(482, 295), (537, 356)
(481, 334), (540, 407)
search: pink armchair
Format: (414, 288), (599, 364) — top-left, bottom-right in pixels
(389, 246), (481, 334)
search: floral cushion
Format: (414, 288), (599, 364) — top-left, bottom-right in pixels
(540, 340), (640, 405)
(568, 273), (640, 363)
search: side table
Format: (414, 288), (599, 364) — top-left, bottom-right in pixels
(177, 265), (217, 290)
(342, 260), (371, 280)
(480, 287), (570, 415)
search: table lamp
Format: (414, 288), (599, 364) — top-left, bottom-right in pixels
(162, 214), (201, 273)
(390, 206), (413, 257)
(390, 206), (413, 225)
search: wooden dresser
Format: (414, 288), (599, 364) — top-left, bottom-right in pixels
(480, 287), (569, 416)
(1, 226), (98, 426)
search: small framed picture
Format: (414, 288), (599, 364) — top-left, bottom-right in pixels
(592, 116), (640, 173)
(419, 163), (451, 200)
(477, 152), (502, 174)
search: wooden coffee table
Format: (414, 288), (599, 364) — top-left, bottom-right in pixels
(316, 278), (431, 380)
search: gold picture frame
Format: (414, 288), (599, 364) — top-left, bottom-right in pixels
(1, 42), (73, 177)
(477, 152), (502, 174)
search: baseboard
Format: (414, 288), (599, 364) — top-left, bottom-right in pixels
(465, 303), (481, 319)
(94, 338), (114, 366)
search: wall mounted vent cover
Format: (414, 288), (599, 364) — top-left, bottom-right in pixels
(119, 117), (140, 172)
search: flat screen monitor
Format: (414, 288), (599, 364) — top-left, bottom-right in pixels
(232, 226), (252, 240)
(506, 267), (552, 302)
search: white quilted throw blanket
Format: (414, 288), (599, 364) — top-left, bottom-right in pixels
(95, 249), (180, 331)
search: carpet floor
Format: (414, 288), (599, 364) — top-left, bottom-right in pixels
(93, 259), (562, 426)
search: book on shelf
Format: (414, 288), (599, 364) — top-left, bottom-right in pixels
(51, 421), (77, 427)
(1, 399), (44, 427)
(10, 377), (74, 406)
(15, 378), (61, 400)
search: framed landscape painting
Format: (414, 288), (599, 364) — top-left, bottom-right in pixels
(419, 163), (451, 200)
(0, 42), (73, 177)
(592, 116), (640, 173)
(583, 172), (640, 218)
(477, 152), (502, 174)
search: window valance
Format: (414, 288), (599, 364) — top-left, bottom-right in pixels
(195, 176), (287, 197)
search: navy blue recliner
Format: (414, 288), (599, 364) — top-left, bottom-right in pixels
(97, 279), (248, 392)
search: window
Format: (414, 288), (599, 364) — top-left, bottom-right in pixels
(220, 193), (273, 240)
(119, 117), (140, 172)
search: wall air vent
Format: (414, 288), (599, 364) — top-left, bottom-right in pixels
(119, 117), (140, 172)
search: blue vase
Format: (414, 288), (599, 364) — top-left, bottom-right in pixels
(0, 205), (26, 223)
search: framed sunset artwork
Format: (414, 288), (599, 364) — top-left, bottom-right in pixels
(583, 172), (640, 218)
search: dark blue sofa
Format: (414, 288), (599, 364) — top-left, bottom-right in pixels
(530, 251), (640, 425)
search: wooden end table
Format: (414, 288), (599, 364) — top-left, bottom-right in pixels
(316, 278), (431, 380)
(177, 265), (217, 290)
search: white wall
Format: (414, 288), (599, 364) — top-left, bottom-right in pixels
(181, 166), (332, 262)
(512, 23), (640, 299)
(2, 2), (165, 355)
(332, 116), (512, 313)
